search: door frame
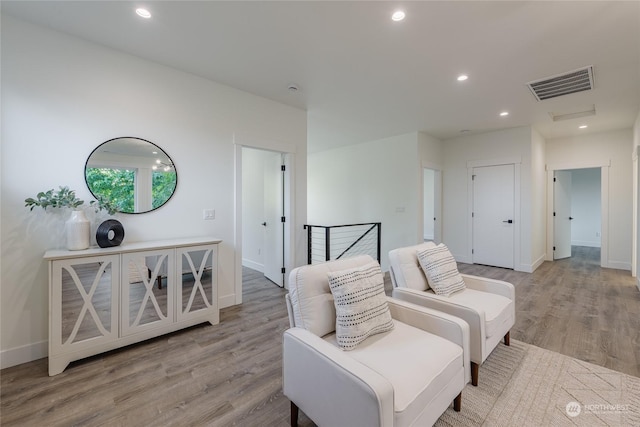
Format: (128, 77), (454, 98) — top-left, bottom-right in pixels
(633, 146), (638, 279)
(466, 157), (521, 270)
(234, 135), (296, 305)
(421, 161), (442, 244)
(545, 161), (610, 268)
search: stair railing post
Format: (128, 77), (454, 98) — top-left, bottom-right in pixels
(305, 225), (312, 265)
(376, 223), (381, 264)
(325, 227), (331, 262)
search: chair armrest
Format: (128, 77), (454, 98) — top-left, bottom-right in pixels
(385, 297), (471, 384)
(283, 328), (394, 427)
(391, 289), (484, 365)
(460, 274), (515, 300)
(285, 294), (295, 328)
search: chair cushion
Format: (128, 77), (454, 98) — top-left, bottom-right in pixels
(327, 261), (394, 350)
(288, 255), (376, 337)
(417, 244), (466, 297)
(428, 288), (513, 338)
(323, 321), (463, 423)
(388, 242), (436, 291)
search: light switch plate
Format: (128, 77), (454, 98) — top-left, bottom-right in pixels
(203, 209), (215, 220)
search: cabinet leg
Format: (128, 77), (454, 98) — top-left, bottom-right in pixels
(49, 356), (71, 376)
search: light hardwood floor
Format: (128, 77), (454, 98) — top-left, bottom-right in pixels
(458, 246), (639, 377)
(1, 247), (638, 426)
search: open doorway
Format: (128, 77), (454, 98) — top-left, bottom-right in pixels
(241, 147), (286, 288)
(422, 167), (442, 243)
(547, 163), (609, 267)
(553, 168), (602, 261)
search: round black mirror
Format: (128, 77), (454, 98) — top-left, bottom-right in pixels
(85, 137), (177, 214)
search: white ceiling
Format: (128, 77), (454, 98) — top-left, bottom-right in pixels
(3, 1), (640, 152)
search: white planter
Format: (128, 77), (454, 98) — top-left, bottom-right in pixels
(66, 210), (90, 250)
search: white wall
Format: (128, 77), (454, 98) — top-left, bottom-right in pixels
(308, 132), (423, 271)
(442, 126), (534, 271)
(546, 129), (632, 270)
(418, 131), (444, 167)
(0, 16), (307, 367)
(570, 168), (601, 247)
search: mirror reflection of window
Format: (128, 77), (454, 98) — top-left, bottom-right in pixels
(85, 138), (177, 214)
(85, 168), (135, 212)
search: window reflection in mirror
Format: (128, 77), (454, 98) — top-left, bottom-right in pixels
(85, 137), (177, 214)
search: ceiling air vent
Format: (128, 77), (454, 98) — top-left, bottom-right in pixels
(527, 66), (594, 101)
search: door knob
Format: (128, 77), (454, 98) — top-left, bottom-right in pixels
(502, 219), (513, 224)
(261, 222), (267, 226)
(569, 217), (574, 220)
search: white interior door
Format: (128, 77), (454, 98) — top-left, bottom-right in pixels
(554, 170), (572, 259)
(472, 164), (515, 269)
(263, 153), (284, 287)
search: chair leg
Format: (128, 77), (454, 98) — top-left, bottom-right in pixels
(471, 361), (479, 386)
(290, 401), (299, 427)
(453, 392), (462, 412)
(504, 331), (510, 346)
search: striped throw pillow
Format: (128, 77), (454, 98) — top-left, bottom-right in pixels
(327, 261), (394, 350)
(417, 244), (466, 297)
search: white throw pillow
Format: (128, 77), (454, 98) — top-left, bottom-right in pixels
(416, 244), (466, 297)
(327, 261), (394, 350)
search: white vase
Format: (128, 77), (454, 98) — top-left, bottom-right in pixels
(66, 210), (90, 250)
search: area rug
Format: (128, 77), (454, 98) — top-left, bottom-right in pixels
(435, 340), (640, 426)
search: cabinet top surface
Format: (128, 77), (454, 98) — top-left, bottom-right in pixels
(44, 236), (222, 260)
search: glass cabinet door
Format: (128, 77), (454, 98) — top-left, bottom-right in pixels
(51, 255), (119, 352)
(121, 249), (174, 336)
(176, 245), (218, 323)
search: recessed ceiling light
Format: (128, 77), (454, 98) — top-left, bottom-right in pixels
(391, 10), (406, 21)
(499, 111), (509, 117)
(457, 75), (468, 82)
(136, 8), (151, 19)
(579, 125), (588, 129)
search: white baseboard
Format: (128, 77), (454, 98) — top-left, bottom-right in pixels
(571, 240), (601, 248)
(517, 254), (546, 273)
(242, 259), (264, 273)
(219, 293), (237, 309)
(637, 277), (640, 292)
(1, 340), (47, 369)
(423, 234), (434, 241)
(607, 260), (631, 271)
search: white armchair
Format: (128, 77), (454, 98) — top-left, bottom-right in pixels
(389, 242), (515, 386)
(283, 255), (470, 427)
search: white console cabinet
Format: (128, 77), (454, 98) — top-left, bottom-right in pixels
(44, 237), (221, 376)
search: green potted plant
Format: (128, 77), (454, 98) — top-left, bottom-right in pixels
(25, 186), (91, 250)
(26, 186), (124, 250)
(24, 186), (84, 211)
